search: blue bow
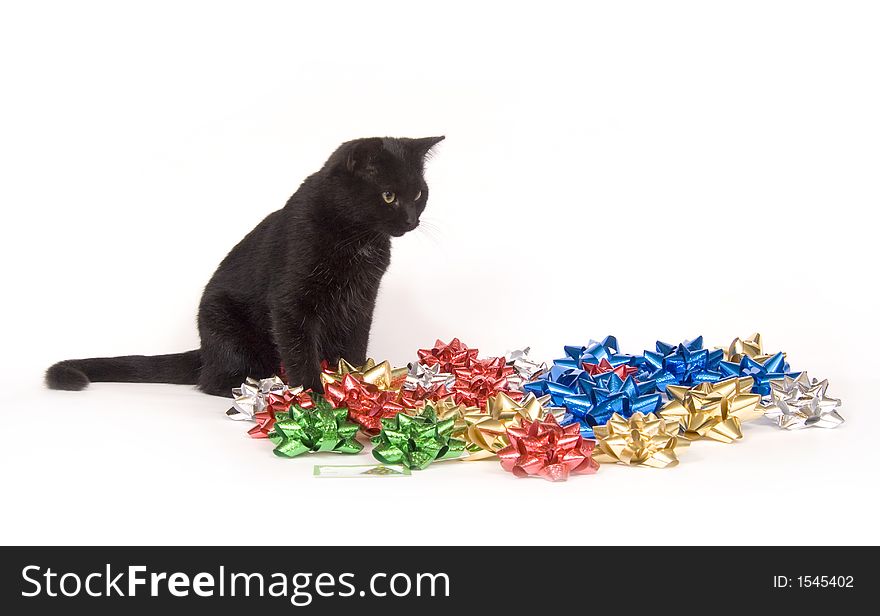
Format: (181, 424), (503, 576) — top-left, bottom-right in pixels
(719, 352), (796, 396)
(524, 336), (642, 405)
(554, 335), (641, 371)
(524, 362), (661, 439)
(561, 373), (662, 438)
(637, 336), (724, 391)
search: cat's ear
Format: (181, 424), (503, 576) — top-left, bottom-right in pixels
(344, 138), (384, 178)
(407, 136), (445, 160)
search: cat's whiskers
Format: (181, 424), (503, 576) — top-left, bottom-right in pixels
(418, 219), (442, 235)
(414, 219), (442, 246)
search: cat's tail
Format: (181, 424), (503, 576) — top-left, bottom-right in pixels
(45, 350), (201, 391)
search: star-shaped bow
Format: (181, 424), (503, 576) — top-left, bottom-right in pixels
(319, 357), (407, 391)
(593, 412), (687, 468)
(226, 376), (313, 438)
(452, 356), (523, 409)
(582, 358), (639, 381)
(718, 352), (796, 396)
(554, 335), (640, 372)
(269, 395), (363, 457)
(561, 373), (663, 438)
(721, 332), (785, 364)
(417, 338), (480, 373)
(226, 376), (292, 420)
(660, 376), (762, 443)
(461, 392), (557, 460)
(403, 362), (456, 392)
(324, 373), (405, 435)
(639, 336), (725, 391)
(761, 373), (844, 429)
(498, 414), (600, 482)
(371, 406), (466, 470)
(504, 347), (548, 382)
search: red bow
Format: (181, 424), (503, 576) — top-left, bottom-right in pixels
(398, 383), (454, 410)
(453, 357), (522, 409)
(417, 338), (480, 374)
(498, 414), (599, 481)
(324, 374), (405, 435)
(248, 389), (314, 438)
(582, 358), (638, 381)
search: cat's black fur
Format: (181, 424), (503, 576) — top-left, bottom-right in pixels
(46, 136), (444, 395)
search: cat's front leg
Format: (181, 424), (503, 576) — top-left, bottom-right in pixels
(271, 306), (324, 392)
(337, 313), (372, 366)
(332, 276), (381, 365)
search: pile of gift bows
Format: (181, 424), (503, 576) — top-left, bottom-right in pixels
(225, 334), (844, 481)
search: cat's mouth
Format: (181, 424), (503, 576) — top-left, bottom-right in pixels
(389, 221), (419, 237)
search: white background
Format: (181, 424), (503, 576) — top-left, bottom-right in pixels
(1, 1), (878, 545)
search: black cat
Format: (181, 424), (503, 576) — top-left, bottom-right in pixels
(46, 136), (444, 395)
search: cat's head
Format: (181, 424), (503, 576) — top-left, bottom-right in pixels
(326, 136), (445, 237)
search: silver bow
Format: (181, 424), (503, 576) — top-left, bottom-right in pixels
(761, 372), (844, 430)
(226, 376), (290, 421)
(504, 347), (547, 383)
(403, 362), (456, 391)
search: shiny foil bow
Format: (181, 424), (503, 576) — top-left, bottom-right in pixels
(453, 356), (524, 408)
(593, 412), (686, 468)
(417, 338), (480, 373)
(639, 336), (724, 391)
(319, 358), (407, 391)
(250, 396), (313, 439)
(498, 414), (599, 481)
(398, 383), (454, 410)
(227, 376), (291, 420)
(504, 347), (547, 382)
(526, 369), (661, 439)
(403, 362), (456, 392)
(269, 394), (363, 457)
(582, 358), (638, 381)
(226, 376), (313, 438)
(462, 392), (555, 460)
(523, 365), (591, 407)
(324, 373), (405, 435)
(371, 406), (466, 469)
(553, 335), (641, 373)
(566, 374), (663, 438)
(660, 376), (762, 443)
(721, 332), (785, 364)
(399, 362), (455, 409)
(762, 373), (844, 429)
(428, 397), (475, 439)
(719, 352), (796, 396)
(522, 337), (654, 436)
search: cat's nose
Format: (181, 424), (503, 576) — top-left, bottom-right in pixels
(404, 209), (420, 228)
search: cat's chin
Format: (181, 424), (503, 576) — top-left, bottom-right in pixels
(389, 224), (417, 237)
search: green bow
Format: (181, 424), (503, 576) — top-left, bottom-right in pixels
(269, 394), (363, 457)
(371, 406), (466, 469)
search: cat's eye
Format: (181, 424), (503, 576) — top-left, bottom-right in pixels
(414, 191), (422, 201)
(382, 191), (396, 204)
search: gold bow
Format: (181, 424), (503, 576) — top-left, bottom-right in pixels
(320, 358), (408, 391)
(593, 412), (686, 468)
(722, 332), (784, 364)
(660, 377), (762, 443)
(427, 396), (476, 440)
(462, 392), (552, 460)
